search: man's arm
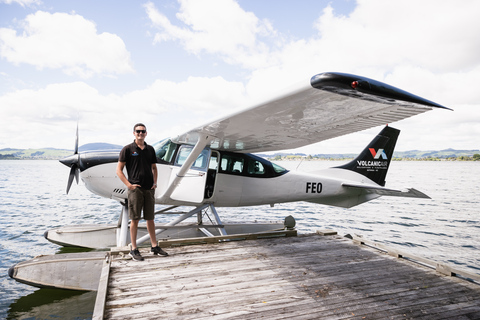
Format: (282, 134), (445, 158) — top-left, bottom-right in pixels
(116, 161), (139, 190)
(151, 163), (158, 189)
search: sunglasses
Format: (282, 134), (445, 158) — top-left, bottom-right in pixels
(135, 130), (146, 134)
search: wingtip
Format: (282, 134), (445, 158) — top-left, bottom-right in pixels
(311, 72), (451, 111)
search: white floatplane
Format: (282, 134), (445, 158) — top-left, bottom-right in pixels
(9, 72), (449, 290)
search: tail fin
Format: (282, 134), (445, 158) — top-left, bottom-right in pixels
(336, 126), (399, 186)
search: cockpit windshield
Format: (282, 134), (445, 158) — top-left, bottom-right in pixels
(152, 138), (178, 163)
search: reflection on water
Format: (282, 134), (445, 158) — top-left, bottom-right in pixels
(7, 289), (96, 320)
(1, 160), (479, 319)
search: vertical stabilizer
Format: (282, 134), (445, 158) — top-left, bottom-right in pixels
(336, 126), (400, 186)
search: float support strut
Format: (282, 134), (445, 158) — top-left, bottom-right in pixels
(134, 204), (209, 246)
(210, 204), (227, 236)
(117, 203), (129, 247)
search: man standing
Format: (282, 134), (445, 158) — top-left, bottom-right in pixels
(116, 123), (168, 261)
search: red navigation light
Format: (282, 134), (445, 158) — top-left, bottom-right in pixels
(351, 81), (359, 89)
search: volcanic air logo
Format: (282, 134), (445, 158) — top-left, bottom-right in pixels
(369, 148), (388, 160)
(356, 148), (389, 169)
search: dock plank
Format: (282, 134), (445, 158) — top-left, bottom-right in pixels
(102, 234), (480, 319)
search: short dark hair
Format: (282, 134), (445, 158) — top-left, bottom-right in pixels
(133, 123), (146, 132)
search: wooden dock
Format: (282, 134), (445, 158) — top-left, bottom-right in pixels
(94, 232), (480, 319)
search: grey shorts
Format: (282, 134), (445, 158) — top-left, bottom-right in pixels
(127, 188), (155, 220)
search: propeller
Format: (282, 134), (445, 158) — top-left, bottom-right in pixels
(59, 124), (80, 194)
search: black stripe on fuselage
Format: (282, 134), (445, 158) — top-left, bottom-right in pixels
(77, 151), (120, 171)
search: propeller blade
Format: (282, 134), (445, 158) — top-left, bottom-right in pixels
(74, 123), (79, 155)
(74, 167), (79, 184)
(62, 122), (80, 194)
(66, 165), (77, 194)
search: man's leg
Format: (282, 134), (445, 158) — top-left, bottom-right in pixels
(130, 219), (140, 249)
(144, 189), (158, 248)
(149, 219), (168, 256)
(127, 188), (145, 261)
(146, 219), (156, 247)
(144, 190), (168, 256)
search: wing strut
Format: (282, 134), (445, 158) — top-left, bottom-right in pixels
(157, 133), (213, 203)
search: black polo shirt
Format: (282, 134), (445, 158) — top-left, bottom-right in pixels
(119, 141), (157, 189)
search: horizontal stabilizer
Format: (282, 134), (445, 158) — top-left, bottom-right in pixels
(342, 183), (430, 199)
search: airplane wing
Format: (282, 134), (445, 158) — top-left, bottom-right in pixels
(172, 72), (450, 153)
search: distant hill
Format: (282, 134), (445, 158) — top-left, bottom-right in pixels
(260, 149), (480, 161)
(393, 149), (480, 159)
(0, 143), (122, 160)
(0, 148), (72, 159)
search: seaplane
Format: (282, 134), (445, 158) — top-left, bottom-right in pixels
(9, 72), (449, 290)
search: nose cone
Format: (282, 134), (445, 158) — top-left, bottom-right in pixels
(59, 154), (78, 167)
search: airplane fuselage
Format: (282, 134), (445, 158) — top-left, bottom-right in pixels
(72, 139), (380, 210)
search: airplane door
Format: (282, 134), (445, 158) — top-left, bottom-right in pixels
(169, 145), (211, 203)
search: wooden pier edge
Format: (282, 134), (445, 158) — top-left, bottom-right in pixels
(349, 234), (480, 283)
(92, 253), (111, 320)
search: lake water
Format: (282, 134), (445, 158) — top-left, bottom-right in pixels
(1, 159), (479, 319)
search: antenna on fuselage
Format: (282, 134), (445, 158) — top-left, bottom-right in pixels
(295, 159), (303, 171)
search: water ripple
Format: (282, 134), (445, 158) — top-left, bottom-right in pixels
(1, 160), (480, 319)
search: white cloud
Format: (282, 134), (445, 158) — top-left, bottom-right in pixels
(143, 0), (480, 104)
(312, 1), (480, 74)
(149, 76), (246, 112)
(0, 0), (41, 7)
(0, 76), (247, 149)
(0, 11), (134, 78)
(144, 0), (279, 69)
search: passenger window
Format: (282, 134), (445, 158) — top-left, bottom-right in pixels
(209, 153), (218, 170)
(193, 153), (206, 168)
(220, 158), (228, 171)
(272, 162), (287, 174)
(175, 145), (210, 170)
(247, 160), (265, 175)
(176, 147), (190, 166)
(232, 160), (243, 173)
(220, 154), (244, 174)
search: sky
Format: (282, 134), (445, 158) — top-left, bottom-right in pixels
(1, 0), (479, 154)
